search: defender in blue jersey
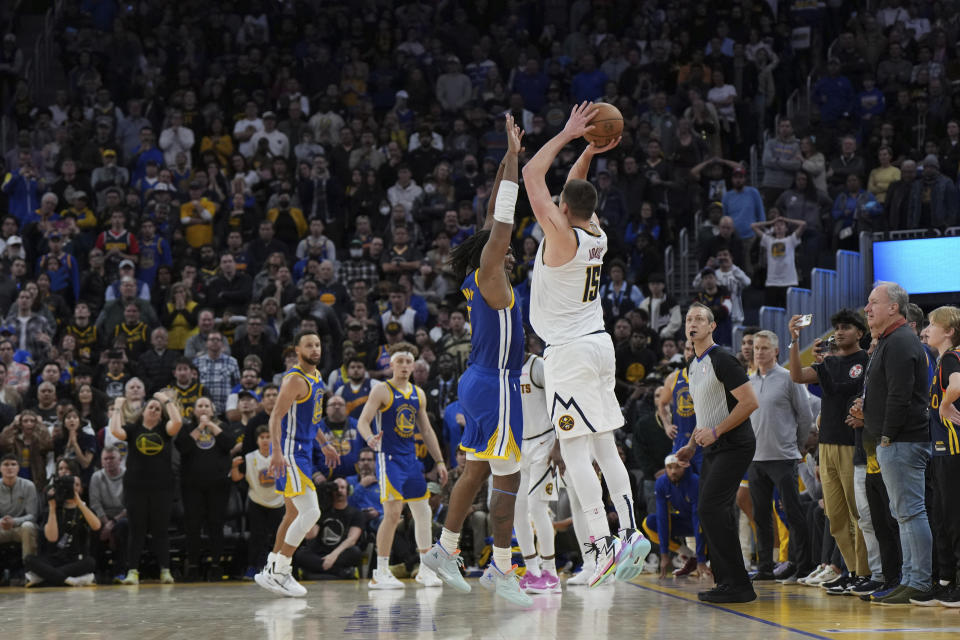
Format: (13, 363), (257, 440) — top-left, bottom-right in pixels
(643, 454), (707, 579)
(357, 342), (448, 590)
(255, 331), (340, 598)
(658, 342), (702, 474)
(422, 115), (533, 607)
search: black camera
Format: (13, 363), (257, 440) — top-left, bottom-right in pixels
(823, 336), (838, 352)
(54, 475), (75, 503)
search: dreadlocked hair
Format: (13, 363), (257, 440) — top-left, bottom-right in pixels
(448, 228), (492, 285)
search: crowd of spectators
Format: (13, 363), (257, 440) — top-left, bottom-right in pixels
(0, 0), (958, 589)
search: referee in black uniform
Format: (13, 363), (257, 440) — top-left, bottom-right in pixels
(677, 302), (759, 603)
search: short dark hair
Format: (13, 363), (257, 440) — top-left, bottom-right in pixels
(608, 259), (627, 275)
(175, 356), (193, 368)
(742, 326), (761, 337)
(1, 453), (16, 464)
(561, 179), (598, 220)
(294, 330), (319, 346)
(831, 308), (867, 334)
(346, 356), (366, 368)
(711, 242), (731, 256)
(255, 425), (270, 438)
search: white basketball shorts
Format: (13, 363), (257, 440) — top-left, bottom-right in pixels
(542, 332), (624, 440)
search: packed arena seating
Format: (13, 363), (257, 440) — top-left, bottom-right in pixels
(1, 0), (959, 607)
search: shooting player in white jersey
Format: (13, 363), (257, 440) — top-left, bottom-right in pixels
(522, 102), (650, 587)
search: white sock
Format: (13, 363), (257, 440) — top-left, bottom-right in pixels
(541, 557), (556, 575)
(524, 555), (541, 577)
(493, 546), (512, 573)
(678, 544), (695, 558)
(585, 506), (610, 543)
(440, 527), (460, 552)
(266, 551), (277, 569)
(377, 556), (390, 573)
(274, 553), (291, 574)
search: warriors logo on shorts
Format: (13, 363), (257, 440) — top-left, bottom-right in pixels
(545, 482), (554, 495)
(558, 414), (575, 431)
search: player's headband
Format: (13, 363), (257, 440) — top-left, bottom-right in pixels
(389, 351), (415, 362)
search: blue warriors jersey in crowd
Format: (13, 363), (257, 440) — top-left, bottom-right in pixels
(338, 378), (376, 420)
(375, 381), (429, 502)
(275, 365), (325, 497)
(461, 271), (524, 371)
(457, 270), (524, 460)
(670, 367), (702, 473)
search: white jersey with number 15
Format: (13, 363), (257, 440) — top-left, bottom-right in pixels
(530, 224), (607, 346)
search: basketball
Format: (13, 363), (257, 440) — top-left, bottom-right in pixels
(583, 103), (623, 147)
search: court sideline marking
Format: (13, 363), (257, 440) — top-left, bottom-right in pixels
(628, 581), (831, 640)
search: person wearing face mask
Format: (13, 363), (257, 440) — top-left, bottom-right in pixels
(454, 154), (483, 203)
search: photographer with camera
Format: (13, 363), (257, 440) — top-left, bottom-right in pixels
(788, 310), (874, 592)
(23, 469), (101, 587)
(110, 389), (182, 585)
(293, 477), (363, 579)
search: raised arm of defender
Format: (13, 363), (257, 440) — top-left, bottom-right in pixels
(476, 114), (523, 310)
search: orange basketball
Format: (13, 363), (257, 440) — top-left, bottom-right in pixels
(583, 103), (623, 147)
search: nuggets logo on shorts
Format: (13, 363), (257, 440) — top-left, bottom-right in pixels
(558, 414), (575, 431)
(545, 482), (554, 496)
(394, 403), (417, 439)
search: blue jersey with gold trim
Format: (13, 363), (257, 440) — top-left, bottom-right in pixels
(461, 270), (523, 371)
(671, 367), (697, 449)
(280, 365), (325, 443)
(931, 349), (960, 456)
(376, 381), (423, 457)
(337, 378), (376, 420)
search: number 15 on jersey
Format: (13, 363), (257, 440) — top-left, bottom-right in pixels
(582, 265), (601, 302)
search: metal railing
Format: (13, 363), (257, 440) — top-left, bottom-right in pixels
(30, 6), (57, 102)
(891, 228), (940, 239)
(786, 88), (800, 122)
(836, 249), (863, 310)
(759, 306), (789, 362)
(810, 268), (838, 339)
(677, 227), (691, 300)
(664, 244), (675, 298)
